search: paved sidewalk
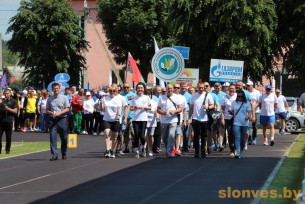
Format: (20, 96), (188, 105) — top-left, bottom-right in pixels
(0, 131), (298, 204)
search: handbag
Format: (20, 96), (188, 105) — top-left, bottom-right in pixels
(167, 96), (181, 125)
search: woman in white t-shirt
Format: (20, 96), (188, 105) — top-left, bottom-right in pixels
(221, 84), (237, 157)
(231, 90), (252, 159)
(101, 87), (122, 158)
(145, 90), (158, 157)
(83, 92), (95, 135)
(130, 82), (151, 158)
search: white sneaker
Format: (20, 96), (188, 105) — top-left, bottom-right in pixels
(119, 150), (124, 155)
(148, 151), (153, 157)
(110, 151), (115, 158)
(99, 132), (105, 136)
(93, 132), (97, 135)
(134, 150), (140, 158)
(33, 128), (38, 131)
(244, 143), (248, 150)
(81, 131), (87, 134)
(23, 129), (27, 132)
(30, 128), (34, 132)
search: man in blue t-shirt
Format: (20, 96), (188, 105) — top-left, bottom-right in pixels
(120, 83), (136, 153)
(212, 83), (226, 150)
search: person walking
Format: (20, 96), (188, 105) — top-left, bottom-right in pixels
(83, 92), (95, 134)
(275, 89), (289, 135)
(231, 90), (253, 159)
(130, 82), (151, 158)
(46, 83), (70, 161)
(157, 84), (182, 158)
(37, 91), (50, 132)
(71, 88), (84, 134)
(0, 89), (18, 154)
(101, 87), (122, 158)
(188, 82), (214, 158)
(258, 85), (277, 146)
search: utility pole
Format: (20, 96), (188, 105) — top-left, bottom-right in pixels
(83, 0), (89, 87)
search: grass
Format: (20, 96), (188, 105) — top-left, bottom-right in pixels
(0, 142), (60, 159)
(261, 134), (305, 203)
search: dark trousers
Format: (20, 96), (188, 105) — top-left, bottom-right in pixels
(81, 113), (85, 130)
(153, 121), (161, 152)
(249, 113), (259, 142)
(93, 114), (104, 133)
(14, 112), (19, 130)
(19, 109), (25, 128)
(84, 113), (93, 134)
(49, 118), (68, 158)
(123, 119), (133, 147)
(192, 120), (208, 155)
(225, 119), (235, 153)
(0, 122), (13, 153)
(182, 125), (189, 151)
(132, 121), (147, 148)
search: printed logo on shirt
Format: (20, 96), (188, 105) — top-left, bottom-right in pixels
(127, 95), (135, 101)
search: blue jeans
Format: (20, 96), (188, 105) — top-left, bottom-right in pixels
(49, 118), (68, 158)
(233, 125), (248, 154)
(39, 113), (49, 132)
(161, 123), (177, 157)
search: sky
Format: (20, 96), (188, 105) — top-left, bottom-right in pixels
(0, 0), (22, 41)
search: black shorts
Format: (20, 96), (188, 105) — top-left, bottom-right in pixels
(25, 113), (36, 120)
(104, 121), (120, 132)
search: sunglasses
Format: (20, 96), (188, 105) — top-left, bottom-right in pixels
(162, 91), (166, 93)
(266, 89), (271, 91)
(174, 87), (180, 89)
(110, 90), (117, 93)
(204, 85), (209, 87)
(276, 92), (280, 94)
(123, 86), (129, 89)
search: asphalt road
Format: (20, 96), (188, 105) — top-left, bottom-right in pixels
(0, 131), (298, 204)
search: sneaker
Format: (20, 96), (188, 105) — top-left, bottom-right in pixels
(244, 143), (248, 150)
(252, 139), (257, 145)
(148, 151), (153, 157)
(20, 128), (24, 132)
(105, 150), (110, 158)
(279, 128), (282, 134)
(240, 151), (244, 158)
(235, 153), (240, 159)
(81, 131), (87, 134)
(110, 150), (115, 158)
(175, 150), (182, 156)
(230, 152), (235, 157)
(140, 150), (146, 157)
(270, 140), (275, 146)
(219, 146), (225, 151)
(93, 132), (97, 135)
(134, 150), (140, 158)
(248, 140), (252, 145)
(30, 128), (34, 132)
(99, 132), (105, 136)
(119, 149), (124, 156)
(33, 128), (38, 131)
(263, 140), (268, 146)
(280, 131), (285, 135)
(23, 128), (27, 132)
(171, 148), (176, 157)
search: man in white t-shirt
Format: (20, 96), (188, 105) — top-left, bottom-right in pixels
(258, 85), (277, 146)
(275, 89), (289, 135)
(246, 81), (261, 145)
(157, 84), (182, 158)
(188, 82), (214, 158)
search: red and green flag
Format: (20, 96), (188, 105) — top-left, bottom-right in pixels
(126, 52), (146, 84)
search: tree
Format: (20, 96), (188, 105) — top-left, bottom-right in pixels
(169, 0), (278, 82)
(97, 0), (175, 82)
(7, 0), (88, 87)
(275, 1), (305, 84)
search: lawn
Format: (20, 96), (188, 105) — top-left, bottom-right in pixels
(0, 142), (59, 159)
(261, 134), (305, 203)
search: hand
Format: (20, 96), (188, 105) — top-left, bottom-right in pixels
(183, 121), (187, 127)
(301, 110), (304, 115)
(169, 110), (176, 115)
(203, 105), (208, 110)
(124, 119), (127, 125)
(187, 119), (192, 126)
(117, 115), (121, 120)
(221, 120), (225, 125)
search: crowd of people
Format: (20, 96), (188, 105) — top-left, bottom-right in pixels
(0, 80), (292, 160)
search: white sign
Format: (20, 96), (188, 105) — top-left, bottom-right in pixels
(209, 59), (244, 83)
(175, 68), (199, 86)
(151, 47), (184, 82)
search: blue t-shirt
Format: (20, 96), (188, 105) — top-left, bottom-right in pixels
(180, 92), (191, 120)
(92, 95), (98, 102)
(121, 91), (136, 119)
(212, 91), (226, 119)
(243, 90), (252, 101)
(152, 95), (160, 102)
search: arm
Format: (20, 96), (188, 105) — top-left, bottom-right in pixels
(188, 104), (194, 125)
(221, 105), (225, 124)
(157, 106), (166, 115)
(183, 108), (187, 126)
(250, 100), (255, 121)
(117, 106), (122, 120)
(4, 104), (17, 115)
(274, 103), (277, 110)
(285, 100), (289, 112)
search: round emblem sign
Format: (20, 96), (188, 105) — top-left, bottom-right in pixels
(151, 47), (184, 82)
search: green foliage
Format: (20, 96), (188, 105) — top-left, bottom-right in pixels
(7, 0), (88, 87)
(97, 0), (175, 81)
(2, 40), (19, 67)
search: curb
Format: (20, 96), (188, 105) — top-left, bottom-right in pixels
(251, 133), (302, 204)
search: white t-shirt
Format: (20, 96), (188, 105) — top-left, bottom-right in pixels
(221, 93), (237, 120)
(276, 95), (287, 113)
(130, 95), (151, 121)
(147, 99), (157, 128)
(38, 97), (48, 114)
(158, 94), (182, 124)
(102, 95), (122, 122)
(178, 94), (187, 124)
(249, 89), (261, 113)
(190, 92), (214, 122)
(95, 99), (104, 115)
(259, 93), (277, 116)
(231, 101), (252, 126)
(83, 99), (95, 114)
